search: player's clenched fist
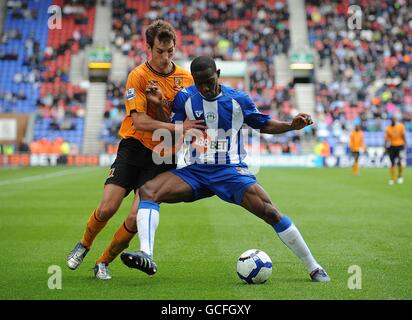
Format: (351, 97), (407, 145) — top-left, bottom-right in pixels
(145, 81), (163, 106)
(291, 113), (313, 130)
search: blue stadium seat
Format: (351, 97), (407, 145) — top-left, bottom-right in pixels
(0, 0), (51, 113)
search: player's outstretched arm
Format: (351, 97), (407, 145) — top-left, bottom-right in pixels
(132, 83), (206, 133)
(131, 111), (176, 132)
(261, 113), (313, 134)
(131, 111), (206, 133)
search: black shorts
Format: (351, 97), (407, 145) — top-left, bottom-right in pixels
(105, 138), (177, 196)
(388, 145), (404, 164)
(351, 151), (360, 161)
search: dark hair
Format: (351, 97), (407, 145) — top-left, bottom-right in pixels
(145, 20), (176, 48)
(190, 56), (217, 73)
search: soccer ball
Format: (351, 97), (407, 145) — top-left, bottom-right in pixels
(236, 249), (272, 284)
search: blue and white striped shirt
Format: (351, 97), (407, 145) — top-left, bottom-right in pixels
(172, 84), (271, 165)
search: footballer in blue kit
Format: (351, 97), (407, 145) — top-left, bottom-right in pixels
(121, 56), (330, 282)
(169, 81), (269, 205)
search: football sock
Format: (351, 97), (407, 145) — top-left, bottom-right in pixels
(390, 167), (396, 181)
(97, 222), (136, 265)
(81, 208), (108, 249)
(398, 164), (403, 178)
(353, 162), (359, 175)
(137, 200), (160, 257)
(273, 215), (321, 273)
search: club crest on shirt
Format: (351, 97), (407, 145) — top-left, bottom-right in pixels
(205, 112), (217, 122)
(174, 77), (184, 89)
(126, 88), (135, 100)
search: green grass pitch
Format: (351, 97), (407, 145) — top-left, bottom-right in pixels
(0, 166), (411, 300)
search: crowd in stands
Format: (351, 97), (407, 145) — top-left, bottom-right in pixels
(35, 0), (95, 152)
(2, 0), (410, 158)
(0, 0), (301, 156)
(1, 1), (40, 64)
(111, 0), (290, 94)
(36, 83), (87, 130)
(306, 0), (412, 150)
(1, 0), (45, 116)
(1, 28), (22, 43)
(29, 137), (70, 154)
(100, 80), (126, 150)
(106, 0), (299, 153)
(0, 0), (97, 154)
(0, 90), (27, 103)
(1, 137), (72, 155)
(7, 0), (38, 19)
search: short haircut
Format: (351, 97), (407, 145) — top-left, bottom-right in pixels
(190, 56), (217, 73)
(145, 20), (176, 48)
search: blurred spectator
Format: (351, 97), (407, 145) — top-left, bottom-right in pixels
(101, 80), (126, 146)
(18, 139), (30, 153)
(0, 52), (18, 60)
(0, 144), (15, 155)
(29, 137), (74, 154)
(307, 0), (412, 144)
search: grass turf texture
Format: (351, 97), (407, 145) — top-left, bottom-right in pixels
(0, 166), (411, 300)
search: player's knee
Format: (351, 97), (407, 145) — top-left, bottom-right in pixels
(263, 204), (282, 225)
(98, 202), (119, 221)
(139, 183), (157, 202)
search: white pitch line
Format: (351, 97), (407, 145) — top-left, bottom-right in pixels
(0, 167), (101, 186)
